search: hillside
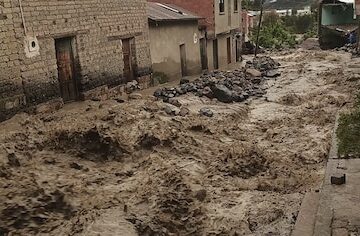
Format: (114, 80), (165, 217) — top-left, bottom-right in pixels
(263, 0), (316, 10)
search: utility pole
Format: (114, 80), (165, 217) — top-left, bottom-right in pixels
(254, 0), (264, 57)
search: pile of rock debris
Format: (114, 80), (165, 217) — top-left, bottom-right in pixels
(336, 43), (359, 55)
(154, 56), (280, 104)
(246, 56), (281, 77)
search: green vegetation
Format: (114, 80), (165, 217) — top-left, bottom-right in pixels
(283, 15), (314, 34)
(282, 12), (318, 39)
(251, 13), (296, 49)
(153, 71), (170, 84)
(242, 0), (262, 10)
(263, 0), (315, 10)
(337, 92), (360, 156)
(250, 10), (318, 49)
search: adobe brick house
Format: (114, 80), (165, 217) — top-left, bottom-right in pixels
(0, 0), (152, 121)
(148, 0), (242, 71)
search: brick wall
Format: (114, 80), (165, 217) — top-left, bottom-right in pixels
(0, 0), (24, 121)
(0, 0), (152, 121)
(148, 0), (215, 33)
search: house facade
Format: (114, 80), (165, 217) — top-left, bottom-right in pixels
(318, 0), (358, 49)
(148, 3), (203, 80)
(242, 10), (255, 42)
(0, 0), (152, 121)
(148, 0), (242, 71)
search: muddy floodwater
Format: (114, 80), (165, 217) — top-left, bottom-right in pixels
(0, 50), (357, 235)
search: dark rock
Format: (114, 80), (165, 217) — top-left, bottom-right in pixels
(128, 93), (142, 100)
(265, 70), (281, 78)
(91, 97), (101, 102)
(179, 107), (190, 117)
(69, 162), (83, 170)
(195, 189), (207, 202)
(349, 74), (360, 82)
(233, 94), (245, 102)
(248, 56), (280, 72)
(168, 98), (181, 107)
(115, 98), (125, 103)
(153, 66), (269, 104)
(44, 158), (56, 165)
(331, 174), (346, 185)
(199, 108), (214, 117)
(154, 88), (163, 98)
(246, 68), (262, 77)
(138, 134), (161, 150)
(180, 78), (190, 85)
(164, 105), (179, 116)
(211, 84), (234, 103)
(202, 86), (213, 99)
(7, 153), (20, 167)
(126, 80), (140, 93)
(0, 166), (10, 178)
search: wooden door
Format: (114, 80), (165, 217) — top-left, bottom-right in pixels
(122, 38), (134, 82)
(200, 38), (208, 70)
(213, 39), (219, 69)
(227, 37), (232, 64)
(55, 38), (78, 102)
(180, 44), (187, 77)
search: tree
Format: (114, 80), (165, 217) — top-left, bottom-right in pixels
(242, 0), (262, 10)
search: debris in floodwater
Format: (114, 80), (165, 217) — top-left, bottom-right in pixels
(154, 69), (268, 103)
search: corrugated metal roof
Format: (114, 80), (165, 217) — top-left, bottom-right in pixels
(147, 2), (201, 22)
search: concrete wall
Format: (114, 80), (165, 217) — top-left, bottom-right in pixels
(218, 33), (237, 69)
(214, 0), (242, 35)
(321, 4), (356, 25)
(206, 32), (239, 71)
(149, 21), (202, 80)
(0, 0), (152, 121)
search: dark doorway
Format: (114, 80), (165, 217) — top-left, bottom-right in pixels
(122, 38), (135, 82)
(200, 38), (208, 70)
(228, 0), (232, 26)
(227, 37), (232, 64)
(213, 39), (219, 69)
(55, 37), (78, 102)
(180, 44), (187, 77)
(236, 39), (240, 62)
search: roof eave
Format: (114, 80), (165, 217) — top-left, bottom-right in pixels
(148, 18), (201, 23)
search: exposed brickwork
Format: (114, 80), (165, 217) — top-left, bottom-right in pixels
(0, 0), (152, 121)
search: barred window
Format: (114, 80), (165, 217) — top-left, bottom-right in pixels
(219, 0), (225, 13)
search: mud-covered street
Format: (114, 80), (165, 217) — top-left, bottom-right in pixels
(0, 49), (358, 235)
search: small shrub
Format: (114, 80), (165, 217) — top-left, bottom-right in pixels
(251, 20), (296, 49)
(337, 92), (360, 156)
(153, 71), (169, 84)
